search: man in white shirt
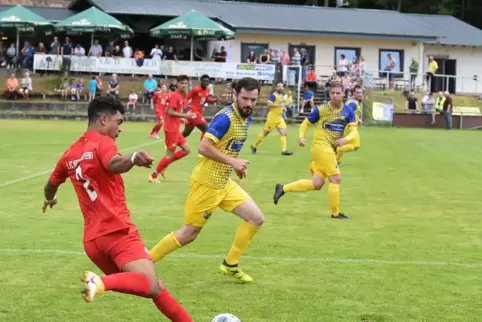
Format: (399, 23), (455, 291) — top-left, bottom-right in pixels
(88, 39), (103, 57)
(150, 44), (163, 61)
(122, 40), (133, 58)
(421, 92), (435, 114)
(74, 44), (86, 56)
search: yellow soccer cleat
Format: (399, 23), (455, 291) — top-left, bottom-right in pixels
(159, 170), (167, 179)
(80, 271), (105, 303)
(148, 174), (160, 183)
(219, 264), (253, 283)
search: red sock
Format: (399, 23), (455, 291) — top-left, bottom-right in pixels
(100, 273), (151, 297)
(200, 132), (205, 141)
(153, 289), (192, 322)
(173, 150), (187, 161)
(151, 124), (162, 134)
(153, 157), (172, 176)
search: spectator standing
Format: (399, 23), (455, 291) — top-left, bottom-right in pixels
(37, 42), (47, 54)
(88, 76), (97, 101)
(122, 40), (133, 58)
(305, 65), (317, 93)
(432, 91), (445, 124)
(421, 92), (435, 114)
(74, 44), (86, 56)
(384, 53), (397, 90)
(300, 48), (309, 81)
(409, 58), (419, 90)
(163, 46), (177, 61)
(259, 49), (270, 64)
(88, 39), (103, 57)
(150, 44), (163, 61)
(426, 56), (438, 92)
(442, 91), (453, 130)
(104, 41), (114, 57)
(246, 50), (256, 64)
(280, 49), (290, 65)
(214, 46), (227, 62)
(406, 92), (418, 114)
(21, 41), (34, 69)
(337, 54), (348, 77)
(291, 48), (301, 83)
(60, 37), (73, 71)
(50, 37), (61, 55)
(6, 43), (16, 69)
(271, 49), (280, 65)
(112, 45), (122, 58)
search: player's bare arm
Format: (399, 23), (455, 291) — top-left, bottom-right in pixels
(167, 107), (196, 119)
(42, 180), (59, 212)
(108, 152), (154, 174)
(199, 137), (249, 179)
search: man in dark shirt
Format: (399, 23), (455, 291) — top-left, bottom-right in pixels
(406, 92), (418, 114)
(443, 91), (453, 130)
(60, 37), (73, 71)
(214, 46), (227, 62)
(105, 41), (114, 57)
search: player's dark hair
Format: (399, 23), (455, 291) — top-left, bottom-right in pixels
(201, 74), (210, 80)
(176, 74), (188, 82)
(329, 81), (344, 90)
(234, 77), (260, 94)
(353, 85), (362, 91)
(87, 95), (125, 125)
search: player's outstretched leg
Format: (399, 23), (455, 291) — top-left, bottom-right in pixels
(251, 130), (269, 154)
(150, 140), (190, 182)
(81, 259), (192, 321)
(221, 199), (264, 283)
(273, 177), (321, 205)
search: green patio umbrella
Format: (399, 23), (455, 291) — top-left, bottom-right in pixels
(55, 7), (133, 45)
(150, 10), (235, 61)
(0, 5), (53, 55)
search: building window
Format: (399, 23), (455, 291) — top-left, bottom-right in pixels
(334, 47), (361, 69)
(379, 49), (404, 78)
(241, 43), (269, 64)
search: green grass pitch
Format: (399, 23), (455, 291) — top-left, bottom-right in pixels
(0, 119), (481, 322)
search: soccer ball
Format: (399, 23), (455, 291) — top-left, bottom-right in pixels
(211, 313), (241, 322)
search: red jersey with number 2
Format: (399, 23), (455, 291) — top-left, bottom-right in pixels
(49, 131), (136, 242)
(164, 89), (184, 132)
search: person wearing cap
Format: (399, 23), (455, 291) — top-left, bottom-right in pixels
(432, 91), (446, 124)
(421, 91), (435, 114)
(442, 91), (453, 130)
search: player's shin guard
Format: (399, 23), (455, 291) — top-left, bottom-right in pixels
(283, 179), (315, 193)
(328, 183), (340, 215)
(280, 135), (287, 152)
(253, 132), (265, 148)
(149, 232), (182, 263)
(100, 272), (151, 297)
(225, 221), (259, 266)
(153, 289), (192, 322)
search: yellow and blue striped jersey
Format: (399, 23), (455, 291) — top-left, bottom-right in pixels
(306, 102), (357, 152)
(346, 99), (361, 122)
(267, 92), (284, 120)
(191, 104), (252, 189)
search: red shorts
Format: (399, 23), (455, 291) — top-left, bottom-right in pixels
(83, 230), (151, 275)
(164, 131), (186, 151)
(185, 111), (206, 126)
(155, 107), (166, 121)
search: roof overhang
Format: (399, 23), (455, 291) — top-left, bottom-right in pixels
(236, 28), (439, 42)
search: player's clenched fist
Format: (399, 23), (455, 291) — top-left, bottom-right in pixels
(299, 138), (306, 147)
(132, 152), (154, 168)
(42, 197), (57, 213)
(230, 159), (250, 179)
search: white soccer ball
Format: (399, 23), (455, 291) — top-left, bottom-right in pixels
(211, 313), (241, 322)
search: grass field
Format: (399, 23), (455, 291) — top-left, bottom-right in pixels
(1, 119), (482, 322)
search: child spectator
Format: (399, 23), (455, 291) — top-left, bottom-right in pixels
(19, 72), (32, 100)
(88, 76), (97, 101)
(127, 89), (138, 114)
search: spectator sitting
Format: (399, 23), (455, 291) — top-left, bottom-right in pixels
(406, 92), (418, 114)
(18, 72), (32, 100)
(58, 74), (70, 100)
(301, 83), (314, 113)
(70, 78), (79, 100)
(88, 76), (97, 101)
(75, 78), (85, 100)
(5, 73), (19, 100)
(305, 65), (317, 93)
(134, 49), (144, 66)
(421, 92), (435, 114)
(144, 74), (158, 109)
(107, 74), (120, 99)
(127, 89), (138, 114)
(284, 89), (295, 118)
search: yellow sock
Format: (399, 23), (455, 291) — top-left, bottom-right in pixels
(225, 221), (259, 265)
(283, 179), (315, 192)
(337, 144), (356, 153)
(328, 183), (340, 216)
(253, 133), (265, 148)
(280, 135), (287, 152)
(149, 232), (181, 263)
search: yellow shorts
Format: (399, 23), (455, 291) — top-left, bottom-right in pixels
(184, 179), (252, 228)
(308, 150), (340, 179)
(263, 117), (286, 132)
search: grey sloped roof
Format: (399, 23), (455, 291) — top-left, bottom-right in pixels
(406, 14), (482, 47)
(78, 0), (440, 39)
(0, 5), (75, 22)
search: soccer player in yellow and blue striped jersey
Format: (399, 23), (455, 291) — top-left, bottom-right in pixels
(273, 82), (358, 219)
(251, 82), (293, 156)
(149, 77), (264, 282)
(336, 85), (364, 163)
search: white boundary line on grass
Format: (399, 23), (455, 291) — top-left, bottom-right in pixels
(1, 248), (482, 268)
(0, 140), (159, 188)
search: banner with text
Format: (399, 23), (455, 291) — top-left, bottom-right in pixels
(33, 55), (275, 81)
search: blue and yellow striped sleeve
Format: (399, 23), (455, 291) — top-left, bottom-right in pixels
(205, 113), (231, 143)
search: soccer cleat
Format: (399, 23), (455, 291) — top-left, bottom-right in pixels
(331, 213), (349, 219)
(148, 133), (155, 139)
(281, 151), (293, 156)
(153, 134), (160, 140)
(80, 271), (105, 303)
(220, 264), (253, 283)
(148, 174), (160, 183)
(273, 184), (285, 205)
(159, 170), (167, 179)
(250, 145), (257, 154)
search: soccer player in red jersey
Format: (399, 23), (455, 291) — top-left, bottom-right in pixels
(182, 74), (216, 140)
(149, 84), (170, 139)
(42, 95), (192, 322)
(149, 75), (196, 182)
